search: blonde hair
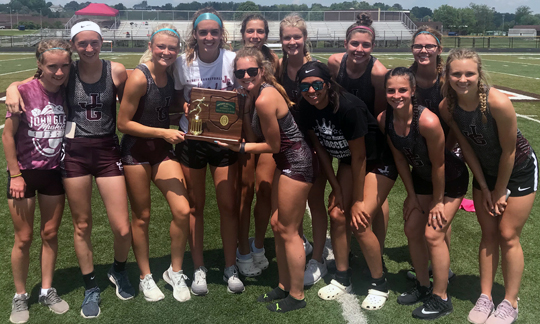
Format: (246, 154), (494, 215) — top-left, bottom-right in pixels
(34, 39), (73, 79)
(442, 48), (490, 123)
(235, 46), (293, 108)
(410, 26), (444, 75)
(185, 7), (230, 66)
(277, 14), (312, 83)
(139, 23), (180, 75)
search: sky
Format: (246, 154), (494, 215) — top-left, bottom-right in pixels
(2, 0), (538, 15)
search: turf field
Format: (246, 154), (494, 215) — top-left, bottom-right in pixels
(0, 51), (540, 324)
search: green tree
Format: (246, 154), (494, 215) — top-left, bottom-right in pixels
(469, 3), (495, 34)
(411, 6), (433, 20)
(458, 7), (476, 34)
(433, 5), (459, 31)
(515, 6), (532, 24)
(114, 3), (126, 10)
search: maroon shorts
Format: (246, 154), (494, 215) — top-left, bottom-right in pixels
(366, 161), (399, 181)
(6, 169), (64, 199)
(62, 136), (124, 178)
(121, 137), (176, 166)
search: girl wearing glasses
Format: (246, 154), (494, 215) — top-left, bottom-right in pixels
(297, 61), (390, 310)
(217, 47), (316, 313)
(380, 67), (468, 320)
(173, 7), (244, 295)
(326, 13), (395, 305)
(117, 25), (191, 303)
(440, 49), (536, 324)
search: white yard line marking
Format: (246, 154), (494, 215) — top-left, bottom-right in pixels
(483, 59), (540, 67)
(0, 124), (4, 129)
(0, 57), (34, 62)
(496, 89), (539, 101)
(306, 206), (368, 324)
(517, 114), (540, 124)
(0, 68), (35, 76)
(488, 71), (540, 80)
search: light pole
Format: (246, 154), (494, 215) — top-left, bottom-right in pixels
(40, 9), (42, 32)
(9, 7), (13, 30)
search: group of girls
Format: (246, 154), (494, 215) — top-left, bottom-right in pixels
(3, 8), (535, 324)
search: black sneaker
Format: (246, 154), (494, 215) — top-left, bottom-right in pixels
(397, 280), (432, 305)
(412, 294), (453, 320)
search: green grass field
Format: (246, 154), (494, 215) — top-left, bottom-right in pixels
(1, 51), (540, 323)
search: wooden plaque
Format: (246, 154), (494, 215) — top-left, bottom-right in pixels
(185, 87), (244, 144)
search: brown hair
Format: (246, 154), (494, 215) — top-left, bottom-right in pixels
(277, 14), (312, 84)
(410, 26), (444, 75)
(442, 48), (490, 123)
(235, 46), (293, 108)
(185, 7), (230, 65)
(240, 14), (277, 69)
(345, 13), (375, 43)
(34, 38), (73, 79)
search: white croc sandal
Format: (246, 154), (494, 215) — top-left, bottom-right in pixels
(318, 279), (352, 300)
(361, 289), (389, 310)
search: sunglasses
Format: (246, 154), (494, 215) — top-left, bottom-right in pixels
(299, 81), (325, 92)
(411, 44), (438, 51)
(234, 67), (259, 79)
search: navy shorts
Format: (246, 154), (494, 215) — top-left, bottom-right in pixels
(121, 138), (176, 166)
(176, 140), (238, 169)
(473, 151), (538, 197)
(62, 136), (124, 178)
(412, 170), (469, 198)
(7, 169), (64, 199)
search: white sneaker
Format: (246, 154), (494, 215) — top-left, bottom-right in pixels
(162, 266), (191, 302)
(191, 266), (208, 296)
(236, 255), (262, 277)
(223, 265), (245, 294)
(249, 237), (269, 270)
(139, 274), (165, 302)
(304, 259), (328, 286)
(303, 235), (313, 256)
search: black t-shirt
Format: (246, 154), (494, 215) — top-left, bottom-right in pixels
(300, 91), (381, 163)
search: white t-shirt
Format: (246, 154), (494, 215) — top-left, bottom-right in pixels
(174, 48), (237, 132)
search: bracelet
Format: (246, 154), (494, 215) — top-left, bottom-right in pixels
(239, 142), (246, 154)
(10, 173), (22, 178)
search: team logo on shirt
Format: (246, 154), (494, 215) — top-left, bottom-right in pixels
(28, 102), (66, 157)
(403, 147), (425, 167)
(463, 125), (487, 145)
(156, 97), (171, 121)
(79, 93), (103, 121)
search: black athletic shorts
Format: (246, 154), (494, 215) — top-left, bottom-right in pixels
(412, 169), (469, 198)
(176, 140), (238, 169)
(121, 138), (176, 166)
(473, 151), (538, 197)
(62, 136), (124, 178)
(7, 169), (64, 199)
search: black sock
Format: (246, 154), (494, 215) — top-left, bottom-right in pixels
(113, 259), (127, 273)
(370, 275), (388, 293)
(267, 295), (306, 313)
(257, 286), (288, 302)
(335, 270), (351, 286)
(82, 271), (98, 290)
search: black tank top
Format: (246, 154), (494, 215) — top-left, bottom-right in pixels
(336, 54), (376, 116)
(452, 89), (532, 176)
(415, 75), (449, 136)
(67, 60), (118, 138)
(386, 105), (465, 181)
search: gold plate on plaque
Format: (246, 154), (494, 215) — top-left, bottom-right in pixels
(220, 115), (229, 126)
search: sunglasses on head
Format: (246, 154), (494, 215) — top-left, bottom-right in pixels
(299, 81), (325, 92)
(234, 67), (259, 79)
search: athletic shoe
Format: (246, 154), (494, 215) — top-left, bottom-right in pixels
(468, 294), (494, 324)
(303, 236), (313, 256)
(249, 237), (269, 270)
(236, 254), (262, 277)
(191, 266), (208, 296)
(39, 288), (69, 314)
(10, 294), (29, 324)
(163, 266), (191, 302)
(139, 274), (165, 302)
(107, 266), (135, 300)
(223, 265), (245, 294)
(412, 294), (453, 320)
(397, 280), (432, 305)
(80, 287), (101, 318)
(485, 299), (518, 324)
(406, 267), (456, 283)
(304, 259), (327, 286)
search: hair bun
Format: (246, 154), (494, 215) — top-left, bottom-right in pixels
(356, 13), (372, 27)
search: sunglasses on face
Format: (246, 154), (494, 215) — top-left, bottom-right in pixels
(299, 81), (325, 92)
(411, 44), (438, 51)
(234, 67), (259, 79)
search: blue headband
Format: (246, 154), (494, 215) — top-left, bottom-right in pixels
(417, 31), (440, 45)
(194, 13), (223, 29)
(39, 47), (68, 59)
(150, 28), (180, 41)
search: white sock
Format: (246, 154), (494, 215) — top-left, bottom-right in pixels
(14, 292), (28, 299)
(40, 288), (50, 297)
(251, 240), (264, 253)
(236, 248), (252, 260)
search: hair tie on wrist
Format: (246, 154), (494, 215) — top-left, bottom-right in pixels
(239, 142), (246, 154)
(10, 173), (22, 178)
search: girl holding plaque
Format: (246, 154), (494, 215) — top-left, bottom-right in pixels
(173, 7), (245, 295)
(117, 24), (191, 303)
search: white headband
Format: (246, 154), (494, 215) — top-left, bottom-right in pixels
(71, 21), (102, 40)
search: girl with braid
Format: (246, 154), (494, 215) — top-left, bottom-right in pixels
(440, 48), (537, 324)
(380, 67), (468, 320)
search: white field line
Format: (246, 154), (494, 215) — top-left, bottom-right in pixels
(517, 114), (540, 124)
(0, 68), (35, 76)
(483, 59), (540, 67)
(0, 57), (35, 62)
(488, 71), (540, 80)
(0, 124), (4, 129)
(306, 206), (368, 324)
